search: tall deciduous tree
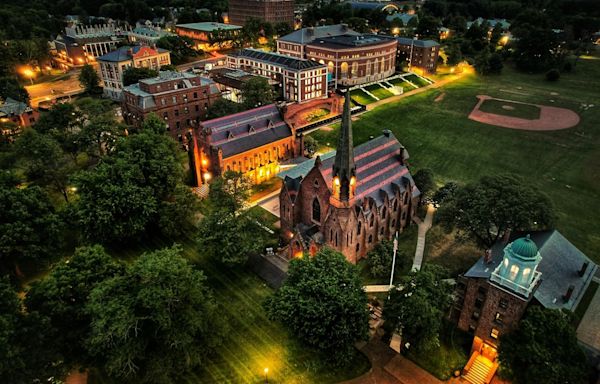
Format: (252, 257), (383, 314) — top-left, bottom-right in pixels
(0, 182), (62, 276)
(412, 168), (435, 201)
(242, 76), (274, 109)
(206, 98), (243, 120)
(0, 77), (30, 103)
(265, 248), (369, 363)
(86, 246), (223, 383)
(25, 245), (125, 370)
(383, 265), (452, 351)
(78, 64), (100, 93)
(437, 174), (556, 249)
(367, 239), (410, 279)
(499, 306), (588, 384)
(122, 67), (159, 86)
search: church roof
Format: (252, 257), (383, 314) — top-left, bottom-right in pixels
(279, 130), (419, 207)
(464, 230), (597, 311)
(201, 104), (292, 159)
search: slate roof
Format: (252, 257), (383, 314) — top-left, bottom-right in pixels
(97, 45), (168, 62)
(278, 24), (361, 44)
(176, 22), (242, 32)
(397, 37), (440, 48)
(465, 230), (597, 311)
(202, 104), (292, 158)
(280, 131), (419, 207)
(0, 97), (32, 117)
(308, 34), (396, 49)
(229, 49), (325, 71)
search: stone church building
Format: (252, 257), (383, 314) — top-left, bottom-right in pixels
(279, 91), (420, 263)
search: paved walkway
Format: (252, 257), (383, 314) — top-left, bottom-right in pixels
(339, 339), (403, 384)
(577, 278), (600, 353)
(385, 354), (443, 384)
(412, 204), (435, 271)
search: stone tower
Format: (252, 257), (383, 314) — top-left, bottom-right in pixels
(331, 90), (356, 207)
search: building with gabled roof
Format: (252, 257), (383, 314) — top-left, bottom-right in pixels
(278, 91), (420, 263)
(192, 104), (301, 185)
(0, 97), (39, 128)
(451, 230), (597, 383)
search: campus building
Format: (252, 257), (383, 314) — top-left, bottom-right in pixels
(122, 71), (221, 141)
(210, 68), (280, 104)
(129, 22), (172, 45)
(305, 34), (397, 87)
(175, 22), (242, 51)
(192, 104), (300, 185)
(277, 24), (360, 58)
(228, 0), (294, 26)
(53, 24), (131, 67)
(0, 97), (39, 128)
(97, 45), (171, 100)
(452, 231), (597, 383)
(226, 49), (328, 103)
(396, 37), (440, 73)
(279, 92), (420, 263)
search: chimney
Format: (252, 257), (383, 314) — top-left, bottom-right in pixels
(502, 228), (512, 244)
(578, 262), (589, 277)
(383, 129), (391, 137)
(563, 285), (575, 302)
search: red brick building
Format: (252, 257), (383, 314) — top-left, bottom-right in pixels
(226, 49), (327, 103)
(192, 104), (301, 185)
(452, 231), (597, 383)
(305, 34), (398, 87)
(121, 71), (221, 141)
(279, 92), (420, 263)
(277, 24), (361, 59)
(396, 37), (440, 73)
(228, 0), (294, 26)
(0, 97), (39, 128)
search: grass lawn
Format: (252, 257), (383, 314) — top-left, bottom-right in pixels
(478, 98), (541, 120)
(365, 84), (394, 100)
(425, 227), (482, 276)
(405, 74), (430, 87)
(93, 234), (370, 384)
(309, 54), (600, 262)
(389, 78), (414, 91)
(350, 89), (377, 105)
(305, 108), (330, 122)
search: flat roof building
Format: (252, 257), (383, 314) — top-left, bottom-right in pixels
(396, 37), (440, 73)
(228, 0), (294, 26)
(175, 22), (242, 51)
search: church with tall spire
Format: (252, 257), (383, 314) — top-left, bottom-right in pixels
(279, 91), (420, 263)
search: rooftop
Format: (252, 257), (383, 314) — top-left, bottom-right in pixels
(97, 45), (169, 62)
(465, 230), (597, 311)
(201, 104), (292, 158)
(308, 33), (396, 49)
(278, 24), (360, 44)
(397, 37), (440, 48)
(229, 49), (326, 71)
(0, 97), (32, 117)
(176, 22), (242, 32)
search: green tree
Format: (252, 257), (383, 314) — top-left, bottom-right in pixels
(0, 184), (62, 276)
(0, 77), (30, 103)
(488, 53), (504, 74)
(158, 185), (199, 238)
(15, 129), (76, 202)
(86, 246), (223, 383)
(25, 245), (125, 370)
(78, 114), (124, 158)
(499, 306), (588, 384)
(265, 248), (369, 363)
(383, 265), (452, 351)
(197, 171), (261, 265)
(415, 15), (440, 39)
(0, 278), (64, 383)
(156, 35), (198, 65)
(34, 103), (83, 158)
(78, 64), (100, 93)
(512, 10), (563, 72)
(445, 43), (463, 66)
(412, 168), (435, 201)
(437, 174), (556, 249)
(474, 50), (492, 75)
(431, 181), (458, 207)
(303, 135), (318, 157)
(206, 98), (242, 119)
(367, 239), (409, 279)
(122, 67), (159, 86)
(242, 76), (274, 109)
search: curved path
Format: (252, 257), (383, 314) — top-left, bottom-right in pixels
(468, 95), (580, 131)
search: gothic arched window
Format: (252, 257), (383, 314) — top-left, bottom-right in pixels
(312, 198), (321, 222)
(357, 221), (362, 235)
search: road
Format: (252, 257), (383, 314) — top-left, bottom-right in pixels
(26, 69), (84, 107)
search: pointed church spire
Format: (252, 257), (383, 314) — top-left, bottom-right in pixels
(332, 90), (356, 202)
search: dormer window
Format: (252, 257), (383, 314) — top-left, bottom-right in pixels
(227, 131), (235, 140)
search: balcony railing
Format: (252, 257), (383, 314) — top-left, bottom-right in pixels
(490, 270), (541, 298)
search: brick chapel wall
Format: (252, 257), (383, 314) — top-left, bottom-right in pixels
(297, 167), (331, 227)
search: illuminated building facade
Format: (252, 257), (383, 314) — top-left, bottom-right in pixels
(228, 0), (294, 26)
(279, 92), (420, 262)
(98, 45), (171, 100)
(452, 231), (597, 383)
(175, 22), (242, 51)
(0, 97), (39, 128)
(193, 104), (301, 185)
(396, 37), (440, 73)
(122, 71), (221, 141)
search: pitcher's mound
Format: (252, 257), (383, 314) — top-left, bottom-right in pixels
(469, 95), (580, 131)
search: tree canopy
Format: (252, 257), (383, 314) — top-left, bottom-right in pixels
(498, 306), (588, 384)
(86, 246), (223, 383)
(242, 76), (274, 109)
(78, 64), (100, 93)
(265, 248), (369, 363)
(412, 168), (435, 201)
(383, 265), (452, 351)
(122, 67), (159, 86)
(367, 239), (410, 279)
(437, 174), (556, 249)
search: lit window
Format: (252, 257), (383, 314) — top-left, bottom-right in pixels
(490, 328), (500, 339)
(509, 265), (519, 280)
(522, 268), (531, 280)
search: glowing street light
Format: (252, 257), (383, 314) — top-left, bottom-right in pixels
(22, 68), (35, 84)
(263, 368), (269, 384)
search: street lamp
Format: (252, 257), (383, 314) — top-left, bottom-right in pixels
(22, 68), (35, 85)
(264, 368), (269, 384)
